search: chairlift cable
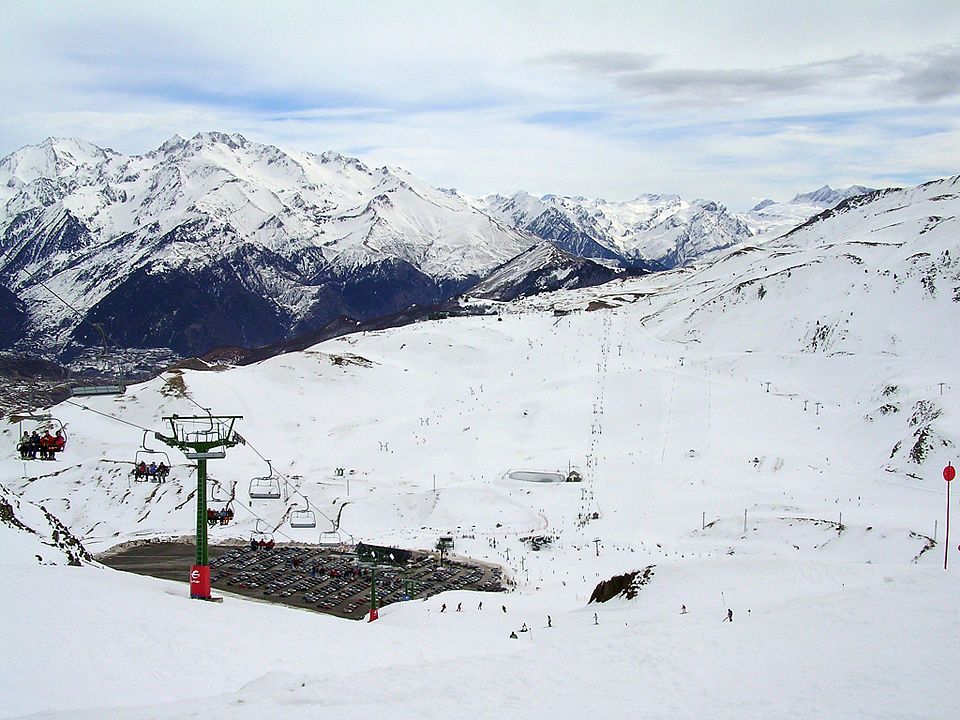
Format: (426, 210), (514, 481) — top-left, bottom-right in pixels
(226, 491), (297, 544)
(49, 390), (315, 540)
(63, 399), (155, 433)
(228, 423), (321, 515)
(68, 381), (330, 530)
(179, 391), (329, 531)
(241, 436), (333, 527)
(9, 262), (124, 355)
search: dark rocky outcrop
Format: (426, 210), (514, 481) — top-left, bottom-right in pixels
(588, 565), (655, 603)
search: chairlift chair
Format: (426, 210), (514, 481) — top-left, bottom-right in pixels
(208, 503), (234, 527)
(249, 519), (275, 549)
(135, 448), (171, 467)
(133, 430), (171, 481)
(12, 411), (67, 460)
(249, 459), (282, 500)
(319, 531), (343, 546)
(290, 501), (317, 529)
(68, 325), (127, 397)
(249, 476), (282, 499)
(69, 383), (126, 397)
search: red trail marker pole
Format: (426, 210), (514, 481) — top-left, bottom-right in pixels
(944, 464), (956, 570)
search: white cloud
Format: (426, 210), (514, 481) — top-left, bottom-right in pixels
(1, 0), (959, 208)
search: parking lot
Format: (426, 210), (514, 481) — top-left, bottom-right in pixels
(103, 542), (504, 619)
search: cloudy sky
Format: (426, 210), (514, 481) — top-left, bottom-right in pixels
(1, 0), (958, 208)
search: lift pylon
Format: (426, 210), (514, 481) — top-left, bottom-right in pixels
(155, 413), (243, 600)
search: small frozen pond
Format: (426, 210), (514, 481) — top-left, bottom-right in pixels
(506, 470), (566, 483)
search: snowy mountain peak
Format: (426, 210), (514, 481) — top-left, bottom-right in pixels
(693, 199), (720, 212)
(188, 130), (250, 150)
(465, 241), (625, 301)
(318, 150), (370, 174)
(0, 137), (112, 187)
(155, 134), (189, 155)
(743, 184), (880, 241)
(790, 184), (875, 205)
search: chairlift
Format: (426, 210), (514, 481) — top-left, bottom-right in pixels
(209, 478), (234, 503)
(207, 503), (234, 527)
(133, 431), (171, 481)
(249, 459), (282, 500)
(290, 499), (317, 529)
(68, 324), (127, 396)
(12, 410), (67, 460)
(70, 383), (126, 397)
(249, 519), (275, 550)
(319, 531), (344, 546)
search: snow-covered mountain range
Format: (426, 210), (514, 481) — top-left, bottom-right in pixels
(0, 132), (880, 363)
(478, 191), (753, 268)
(0, 133), (532, 359)
(741, 183), (877, 240)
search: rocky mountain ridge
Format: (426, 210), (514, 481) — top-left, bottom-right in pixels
(0, 133), (533, 359)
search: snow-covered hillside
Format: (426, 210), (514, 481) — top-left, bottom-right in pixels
(1, 173), (958, 718)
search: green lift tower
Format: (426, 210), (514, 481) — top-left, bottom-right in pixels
(156, 413), (243, 600)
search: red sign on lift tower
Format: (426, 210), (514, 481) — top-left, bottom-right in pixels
(190, 565), (211, 599)
(945, 464), (956, 482)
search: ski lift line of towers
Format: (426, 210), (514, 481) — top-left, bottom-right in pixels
(605, 315), (882, 415)
(581, 316), (611, 524)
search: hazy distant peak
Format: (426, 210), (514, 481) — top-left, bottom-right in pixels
(791, 184), (875, 205)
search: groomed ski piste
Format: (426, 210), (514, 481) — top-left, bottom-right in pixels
(2, 177), (960, 718)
